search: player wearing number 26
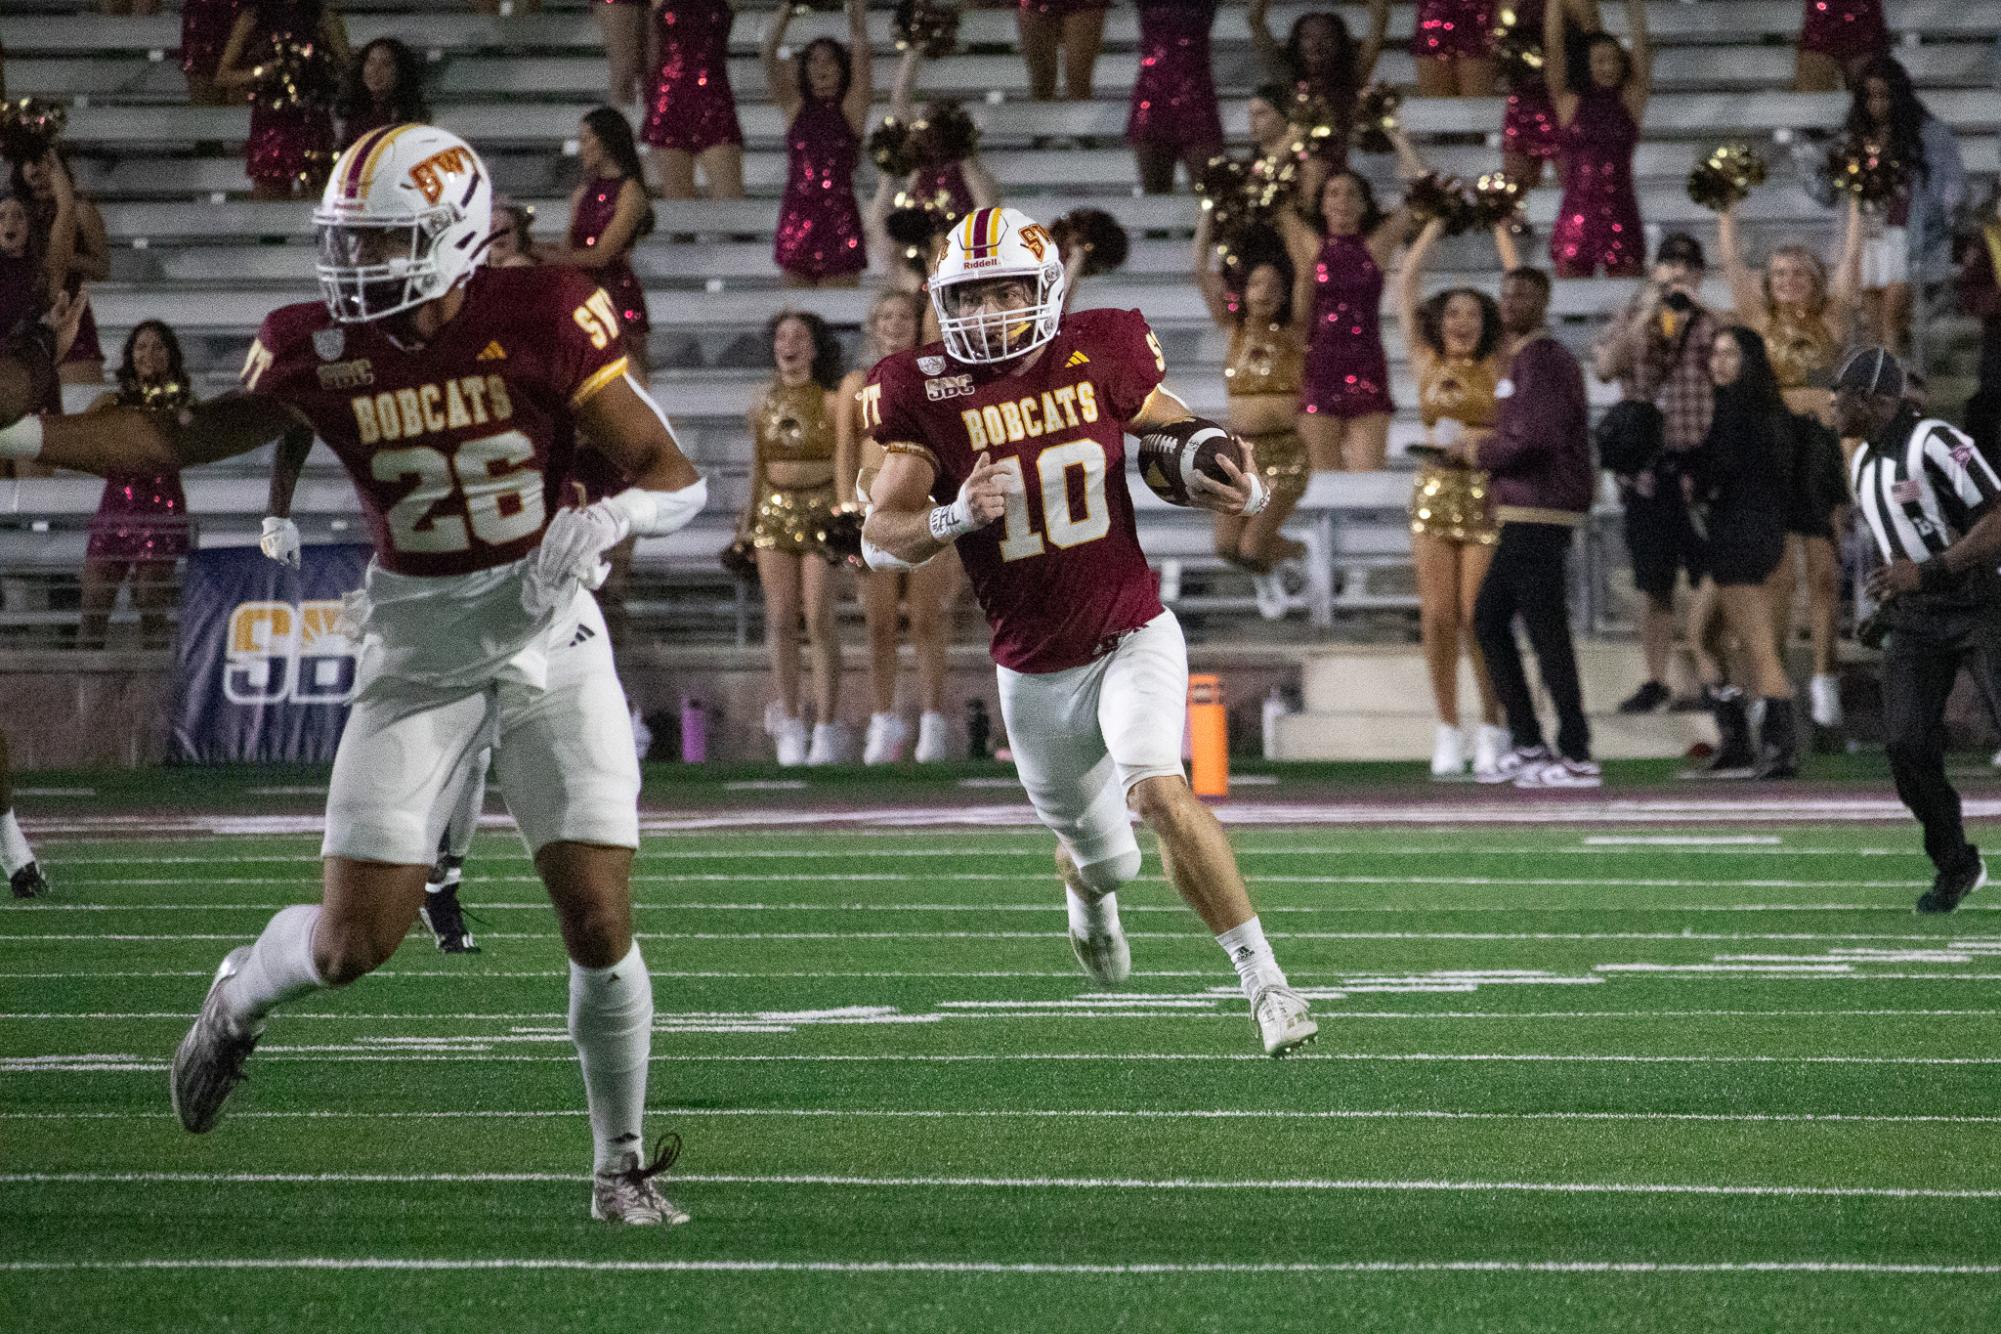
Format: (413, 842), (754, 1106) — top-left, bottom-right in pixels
(860, 206), (1318, 1056)
(0, 125), (704, 1224)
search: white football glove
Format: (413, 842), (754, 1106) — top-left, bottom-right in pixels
(520, 501), (630, 617)
(259, 516), (301, 569)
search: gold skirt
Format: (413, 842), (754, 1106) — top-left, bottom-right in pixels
(1243, 429), (1309, 503)
(1409, 462), (1497, 545)
(750, 483), (840, 554)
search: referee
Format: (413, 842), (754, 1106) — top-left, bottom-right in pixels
(1841, 347), (2001, 914)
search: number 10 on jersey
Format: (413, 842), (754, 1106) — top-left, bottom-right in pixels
(992, 439), (1110, 563)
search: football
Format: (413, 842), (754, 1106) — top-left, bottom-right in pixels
(1136, 417), (1246, 506)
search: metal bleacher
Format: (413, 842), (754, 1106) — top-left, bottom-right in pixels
(1, 0), (1996, 649)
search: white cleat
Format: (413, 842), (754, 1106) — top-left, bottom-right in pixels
(170, 946), (260, 1134)
(1251, 984), (1318, 1058)
(1809, 673), (1843, 729)
(1069, 926), (1132, 987)
(862, 712), (909, 765)
(913, 710), (953, 763)
(591, 1136), (692, 1226)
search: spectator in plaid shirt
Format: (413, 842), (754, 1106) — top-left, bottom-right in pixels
(1593, 231), (1720, 713)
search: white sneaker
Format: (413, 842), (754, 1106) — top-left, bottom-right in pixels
(1250, 570), (1287, 621)
(590, 1137), (691, 1226)
(1430, 723), (1466, 777)
(1519, 756), (1602, 789)
(1809, 673), (1843, 728)
(862, 712), (908, 766)
(1477, 745), (1547, 785)
(1473, 724), (1510, 778)
(769, 711), (808, 767)
(806, 721), (850, 766)
(1251, 984), (1318, 1057)
(1069, 925), (1132, 986)
(914, 710), (952, 763)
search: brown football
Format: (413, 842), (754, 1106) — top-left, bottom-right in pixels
(1137, 418), (1246, 506)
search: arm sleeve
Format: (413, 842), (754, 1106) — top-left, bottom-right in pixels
(1920, 423), (2001, 518)
(1097, 309), (1169, 424)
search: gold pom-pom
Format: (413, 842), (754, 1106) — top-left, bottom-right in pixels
(0, 98), (69, 163)
(886, 190), (952, 271)
(1352, 83), (1401, 156)
(254, 37), (334, 112)
(1285, 90), (1340, 155)
(1687, 142), (1768, 213)
(893, 0), (960, 58)
(134, 379), (195, 412)
(1469, 171), (1527, 232)
(1404, 172), (1476, 236)
(822, 504), (867, 569)
(719, 535), (758, 580)
(868, 117), (920, 177)
(1823, 134), (1907, 206)
(1050, 208), (1130, 277)
(910, 100), (978, 168)
(1490, 7), (1544, 93)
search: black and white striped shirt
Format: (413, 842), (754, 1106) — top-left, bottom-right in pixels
(1851, 408), (2001, 566)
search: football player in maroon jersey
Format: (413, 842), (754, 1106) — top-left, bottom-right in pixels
(861, 206), (1318, 1056)
(0, 126), (704, 1223)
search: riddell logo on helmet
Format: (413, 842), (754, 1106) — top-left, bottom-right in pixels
(960, 257), (1000, 270)
(409, 147), (476, 206)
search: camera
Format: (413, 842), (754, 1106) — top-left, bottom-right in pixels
(1662, 290), (1694, 314)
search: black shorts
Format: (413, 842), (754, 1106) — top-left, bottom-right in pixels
(1706, 534), (1785, 588)
(1622, 483), (1706, 602)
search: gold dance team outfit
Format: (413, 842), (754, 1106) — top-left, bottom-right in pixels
(1765, 307), (1838, 397)
(1223, 321), (1310, 502)
(748, 380), (841, 553)
(1410, 355), (1499, 545)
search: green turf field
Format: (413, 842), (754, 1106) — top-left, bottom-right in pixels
(5, 819), (2001, 1331)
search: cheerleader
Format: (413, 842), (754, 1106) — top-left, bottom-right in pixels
(765, 0), (872, 288)
(1545, 0), (1650, 278)
(1127, 0), (1223, 195)
(884, 42), (1000, 226)
(534, 108), (655, 381)
(1281, 164), (1410, 473)
(1795, 0), (1888, 92)
(335, 37), (429, 151)
(215, 0), (348, 201)
(1018, 0), (1107, 103)
(1498, 0), (1596, 190)
(1719, 196), (1862, 729)
(748, 312), (851, 766)
(181, 0), (243, 105)
(1248, 1), (1387, 175)
(0, 182), (69, 431)
(1396, 216), (1519, 776)
(642, 0), (744, 199)
(594, 0), (647, 110)
(13, 149), (107, 385)
(1411, 0), (1496, 97)
(1194, 210), (1312, 619)
(79, 322), (193, 651)
(838, 290), (964, 764)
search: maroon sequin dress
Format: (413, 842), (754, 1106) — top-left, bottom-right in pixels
(1550, 86), (1643, 278)
(180, 0), (242, 79)
(1798, 0), (1888, 62)
(88, 382), (192, 565)
(569, 177), (651, 339)
(28, 197), (104, 366)
(1302, 231), (1392, 418)
(1500, 0), (1559, 162)
(642, 0), (744, 154)
(1126, 1), (1223, 155)
(910, 161), (975, 220)
(774, 96), (867, 281)
(243, 20), (337, 190)
(1410, 0), (1496, 60)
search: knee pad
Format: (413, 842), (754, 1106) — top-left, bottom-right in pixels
(1071, 847), (1142, 897)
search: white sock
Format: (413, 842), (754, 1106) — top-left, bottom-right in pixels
(1216, 916), (1287, 1000)
(226, 904), (326, 1031)
(1066, 887), (1120, 939)
(569, 942), (654, 1173)
(0, 809), (33, 877)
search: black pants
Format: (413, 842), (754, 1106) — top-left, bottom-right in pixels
(1882, 606), (2001, 872)
(1474, 521), (1591, 761)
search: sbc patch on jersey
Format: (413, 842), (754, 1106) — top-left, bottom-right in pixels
(925, 373), (974, 402)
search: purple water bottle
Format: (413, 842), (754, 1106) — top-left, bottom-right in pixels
(680, 698), (708, 764)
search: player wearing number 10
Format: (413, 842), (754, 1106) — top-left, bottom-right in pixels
(0, 125), (706, 1224)
(861, 206), (1317, 1055)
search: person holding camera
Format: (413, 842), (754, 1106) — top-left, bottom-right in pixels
(1844, 347), (2001, 914)
(1593, 232), (1719, 713)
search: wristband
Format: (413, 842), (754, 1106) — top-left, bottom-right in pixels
(928, 496), (976, 543)
(0, 413), (45, 462)
(1239, 471), (1268, 517)
(605, 477), (708, 538)
(1918, 557), (1953, 594)
(862, 536), (917, 571)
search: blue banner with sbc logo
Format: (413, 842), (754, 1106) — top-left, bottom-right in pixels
(171, 544), (372, 763)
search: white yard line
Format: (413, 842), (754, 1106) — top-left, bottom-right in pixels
(18, 873), (1957, 890)
(4, 1170), (2000, 1201)
(6, 1008), (2000, 1023)
(28, 845), (1938, 863)
(1, 1257), (1996, 1277)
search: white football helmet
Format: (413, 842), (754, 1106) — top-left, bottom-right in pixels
(313, 124), (494, 324)
(930, 206), (1066, 366)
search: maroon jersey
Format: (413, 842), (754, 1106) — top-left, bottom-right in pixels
(240, 265), (631, 576)
(864, 307), (1168, 673)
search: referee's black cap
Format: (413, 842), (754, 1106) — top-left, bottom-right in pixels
(1832, 346), (1906, 400)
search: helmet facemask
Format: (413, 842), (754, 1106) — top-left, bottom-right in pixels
(933, 263), (1065, 366)
(314, 207), (466, 325)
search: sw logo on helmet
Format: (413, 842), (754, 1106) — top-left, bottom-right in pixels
(409, 146), (477, 206)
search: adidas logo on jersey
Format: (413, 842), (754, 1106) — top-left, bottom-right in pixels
(570, 623), (598, 647)
(478, 341), (507, 361)
(1065, 351), (1090, 367)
